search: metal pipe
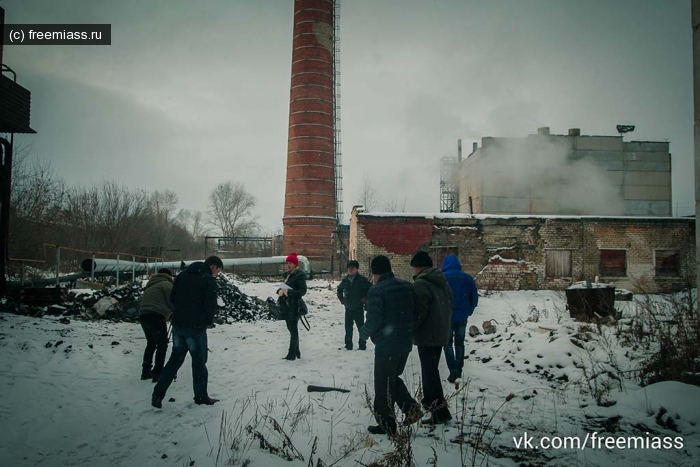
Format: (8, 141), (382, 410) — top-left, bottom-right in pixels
(116, 255), (120, 288)
(80, 255), (312, 275)
(0, 137), (13, 296)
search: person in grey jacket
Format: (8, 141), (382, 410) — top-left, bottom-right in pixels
(411, 250), (453, 425)
(139, 268), (174, 382)
(359, 255), (423, 436)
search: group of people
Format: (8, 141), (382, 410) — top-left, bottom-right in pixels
(138, 255), (224, 409)
(137, 249), (480, 439)
(347, 252), (478, 435)
(140, 252), (308, 408)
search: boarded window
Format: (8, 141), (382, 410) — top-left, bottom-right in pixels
(655, 250), (680, 277)
(600, 249), (626, 277)
(546, 250), (572, 277)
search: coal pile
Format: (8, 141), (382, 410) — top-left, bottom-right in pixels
(1, 273), (274, 324)
(215, 273), (273, 323)
(0, 284), (144, 322)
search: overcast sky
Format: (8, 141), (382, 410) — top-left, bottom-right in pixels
(2, 0), (694, 232)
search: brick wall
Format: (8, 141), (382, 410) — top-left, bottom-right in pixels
(350, 212), (695, 293)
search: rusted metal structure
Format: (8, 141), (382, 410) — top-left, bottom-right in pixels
(0, 6), (36, 296)
(282, 0), (338, 262)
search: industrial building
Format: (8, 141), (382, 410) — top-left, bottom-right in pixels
(442, 127), (672, 217)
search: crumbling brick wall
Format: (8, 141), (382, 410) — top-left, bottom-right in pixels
(351, 211), (695, 293)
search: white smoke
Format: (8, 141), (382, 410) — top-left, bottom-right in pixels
(468, 134), (625, 215)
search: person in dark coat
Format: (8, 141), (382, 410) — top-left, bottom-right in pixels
(441, 254), (479, 383)
(359, 255), (423, 436)
(139, 267), (174, 382)
(337, 259), (373, 350)
(411, 250), (453, 425)
(152, 256), (223, 408)
(277, 252), (307, 361)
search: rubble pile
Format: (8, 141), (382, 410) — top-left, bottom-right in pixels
(214, 273), (273, 323)
(0, 273), (275, 324)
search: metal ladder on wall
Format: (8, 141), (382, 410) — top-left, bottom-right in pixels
(333, 0), (343, 226)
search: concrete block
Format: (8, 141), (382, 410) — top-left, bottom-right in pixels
(624, 152), (669, 163)
(624, 200), (672, 216)
(623, 185), (671, 201)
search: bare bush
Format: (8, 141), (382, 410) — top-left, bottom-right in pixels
(633, 289), (700, 386)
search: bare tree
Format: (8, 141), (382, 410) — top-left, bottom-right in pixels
(148, 190), (179, 224)
(11, 147), (65, 220)
(191, 210), (206, 239)
(384, 194), (407, 213)
(175, 208), (207, 240)
(63, 181), (149, 252)
(358, 175), (380, 212)
(208, 181), (259, 238)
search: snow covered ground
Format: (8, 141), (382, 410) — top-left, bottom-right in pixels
(1, 277), (698, 467)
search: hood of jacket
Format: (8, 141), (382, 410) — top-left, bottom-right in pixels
(441, 254), (462, 274)
(413, 267), (448, 288)
(146, 273), (173, 288)
(185, 261), (211, 275)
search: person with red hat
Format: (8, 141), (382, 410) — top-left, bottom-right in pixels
(277, 252), (307, 360)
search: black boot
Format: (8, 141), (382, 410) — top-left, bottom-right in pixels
(141, 367), (152, 380)
(295, 348), (301, 359)
(283, 350), (296, 361)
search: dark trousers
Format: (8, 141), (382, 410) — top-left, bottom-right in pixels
(285, 315), (299, 354)
(373, 352), (420, 433)
(139, 314), (168, 374)
(443, 320), (467, 375)
(418, 346), (451, 421)
(153, 326), (209, 401)
(344, 307), (366, 349)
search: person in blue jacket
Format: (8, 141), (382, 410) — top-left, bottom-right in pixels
(441, 254), (479, 383)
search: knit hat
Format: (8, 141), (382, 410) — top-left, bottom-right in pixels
(370, 255), (391, 275)
(410, 250), (433, 268)
(346, 260), (359, 269)
(158, 267), (173, 276)
(285, 252), (299, 266)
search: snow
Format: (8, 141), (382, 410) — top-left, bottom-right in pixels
(488, 254), (520, 263)
(0, 279), (698, 466)
(567, 281), (615, 290)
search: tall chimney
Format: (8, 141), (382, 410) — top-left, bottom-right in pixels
(282, 0), (337, 261)
(457, 139), (462, 162)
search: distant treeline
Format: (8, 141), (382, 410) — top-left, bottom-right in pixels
(8, 148), (271, 275)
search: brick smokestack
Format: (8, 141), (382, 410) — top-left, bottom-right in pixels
(282, 0), (337, 261)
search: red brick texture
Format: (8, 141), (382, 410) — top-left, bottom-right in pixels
(283, 0), (336, 260)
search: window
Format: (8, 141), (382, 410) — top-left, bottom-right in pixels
(600, 249), (626, 277)
(655, 250), (680, 277)
(545, 250), (572, 277)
